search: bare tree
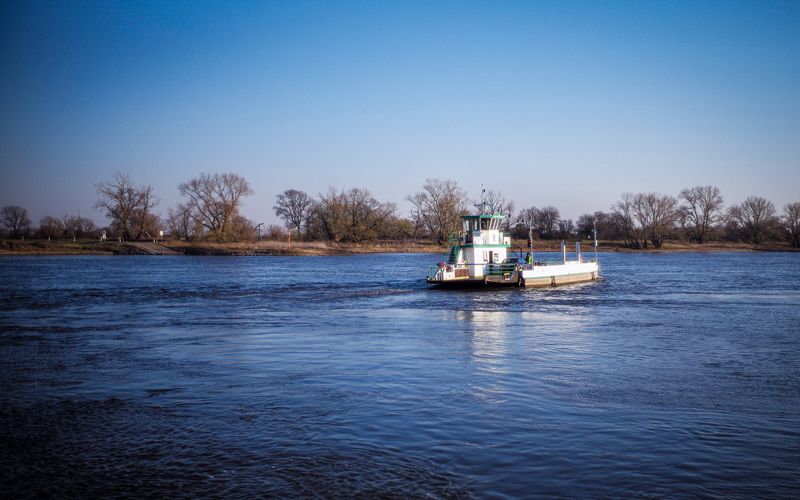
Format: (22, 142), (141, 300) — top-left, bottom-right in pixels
(38, 216), (64, 239)
(482, 189), (513, 216)
(729, 196), (777, 246)
(60, 214), (99, 240)
(62, 214), (78, 239)
(226, 213), (256, 241)
(556, 218), (576, 240)
(782, 202), (800, 248)
(576, 211), (617, 240)
(265, 224), (287, 240)
(274, 189), (312, 236)
(576, 211), (624, 241)
(514, 207), (560, 240)
(79, 217), (98, 238)
(534, 206), (560, 240)
(310, 187), (396, 242)
(576, 213), (595, 239)
(679, 185), (724, 243)
(1, 206), (32, 238)
(167, 204), (193, 240)
(309, 188), (345, 241)
(480, 189), (515, 231)
(378, 216), (416, 240)
(178, 173), (254, 241)
(612, 193), (642, 248)
(132, 184), (160, 239)
(408, 179), (469, 244)
(515, 207), (537, 239)
(342, 188), (396, 242)
(95, 172), (159, 240)
(631, 193), (677, 248)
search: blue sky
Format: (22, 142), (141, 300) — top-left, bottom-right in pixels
(1, 0), (798, 226)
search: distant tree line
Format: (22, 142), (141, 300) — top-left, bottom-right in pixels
(597, 188), (799, 249)
(1, 205), (99, 241)
(271, 180), (798, 249)
(2, 175), (799, 249)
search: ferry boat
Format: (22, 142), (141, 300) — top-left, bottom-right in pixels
(425, 212), (600, 287)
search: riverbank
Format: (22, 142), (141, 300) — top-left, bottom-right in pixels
(1, 238), (797, 256)
(0, 239), (142, 255)
(577, 240), (799, 253)
(163, 240), (443, 256)
(0, 239), (445, 256)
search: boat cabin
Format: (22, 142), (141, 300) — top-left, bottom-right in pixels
(448, 214), (512, 278)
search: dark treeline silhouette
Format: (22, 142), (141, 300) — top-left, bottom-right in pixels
(2, 174), (799, 249)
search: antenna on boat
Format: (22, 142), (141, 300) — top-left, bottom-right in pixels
(474, 185), (488, 214)
(593, 219), (598, 262)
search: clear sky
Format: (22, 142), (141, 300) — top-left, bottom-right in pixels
(1, 0), (798, 226)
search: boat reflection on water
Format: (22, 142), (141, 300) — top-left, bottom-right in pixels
(457, 310), (510, 370)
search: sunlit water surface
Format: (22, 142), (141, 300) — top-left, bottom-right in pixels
(1, 252), (799, 497)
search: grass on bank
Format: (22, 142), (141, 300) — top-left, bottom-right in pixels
(1, 238), (797, 256)
(0, 239), (132, 255)
(162, 239), (444, 256)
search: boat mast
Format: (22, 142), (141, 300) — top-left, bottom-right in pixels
(528, 217), (534, 262)
(593, 220), (598, 262)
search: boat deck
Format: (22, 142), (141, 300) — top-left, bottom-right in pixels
(427, 260), (599, 288)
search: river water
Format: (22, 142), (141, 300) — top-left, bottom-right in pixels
(1, 252), (798, 498)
